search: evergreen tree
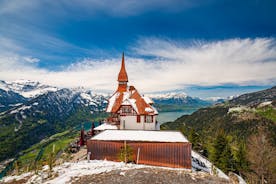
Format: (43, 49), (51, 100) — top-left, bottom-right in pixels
(210, 132), (234, 173)
(219, 143), (234, 172)
(189, 128), (200, 150)
(235, 142), (249, 176)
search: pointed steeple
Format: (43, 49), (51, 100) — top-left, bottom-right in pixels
(117, 52), (128, 82)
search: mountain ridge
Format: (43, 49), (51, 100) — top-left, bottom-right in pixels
(0, 79), (214, 162)
(161, 86), (276, 183)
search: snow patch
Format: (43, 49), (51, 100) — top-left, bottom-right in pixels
(1, 80), (58, 98)
(1, 172), (33, 183)
(228, 106), (250, 113)
(10, 105), (31, 114)
(192, 151), (229, 180)
(2, 160), (192, 184)
(20, 87), (57, 98)
(80, 93), (93, 101)
(258, 101), (272, 107)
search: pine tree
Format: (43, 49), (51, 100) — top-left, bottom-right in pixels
(219, 143), (234, 172)
(189, 128), (200, 150)
(235, 142), (249, 176)
(210, 132), (234, 173)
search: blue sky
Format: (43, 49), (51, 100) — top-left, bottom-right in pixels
(0, 0), (276, 98)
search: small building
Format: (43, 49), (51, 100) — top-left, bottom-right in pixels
(93, 123), (118, 132)
(87, 130), (192, 169)
(106, 53), (159, 130)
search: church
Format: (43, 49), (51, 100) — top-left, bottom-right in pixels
(87, 53), (191, 169)
(101, 53), (159, 130)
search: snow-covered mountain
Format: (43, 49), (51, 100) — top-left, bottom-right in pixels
(0, 80), (110, 114)
(147, 92), (188, 99)
(2, 88), (108, 124)
(0, 86), (109, 161)
(205, 95), (238, 103)
(0, 89), (27, 112)
(147, 92), (211, 111)
(0, 79), (58, 98)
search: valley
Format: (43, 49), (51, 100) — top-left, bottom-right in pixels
(161, 87), (276, 183)
(0, 80), (211, 176)
(0, 80), (275, 183)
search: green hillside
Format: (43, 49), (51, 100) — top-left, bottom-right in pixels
(0, 108), (106, 162)
(161, 87), (276, 183)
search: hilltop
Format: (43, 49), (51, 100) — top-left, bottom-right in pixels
(1, 159), (235, 184)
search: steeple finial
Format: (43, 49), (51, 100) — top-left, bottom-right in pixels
(117, 52), (128, 82)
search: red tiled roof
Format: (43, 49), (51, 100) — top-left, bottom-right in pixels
(110, 92), (124, 113)
(106, 86), (157, 115)
(106, 53), (157, 115)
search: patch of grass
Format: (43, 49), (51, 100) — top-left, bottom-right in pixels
(257, 107), (276, 123)
(15, 130), (76, 171)
(17, 149), (39, 165)
(41, 136), (75, 161)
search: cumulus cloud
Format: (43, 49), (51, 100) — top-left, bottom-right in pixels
(0, 38), (275, 93)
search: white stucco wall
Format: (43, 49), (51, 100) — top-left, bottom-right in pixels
(119, 115), (158, 130)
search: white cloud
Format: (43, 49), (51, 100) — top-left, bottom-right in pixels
(0, 0), (205, 17)
(0, 38), (275, 93)
(23, 57), (40, 63)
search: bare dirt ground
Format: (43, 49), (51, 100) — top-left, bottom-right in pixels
(70, 147), (87, 162)
(71, 168), (231, 184)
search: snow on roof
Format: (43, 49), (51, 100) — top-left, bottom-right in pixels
(91, 130), (189, 142)
(121, 100), (131, 105)
(106, 92), (120, 112)
(106, 58), (158, 115)
(121, 98), (138, 113)
(94, 123), (118, 131)
(128, 99), (138, 113)
(123, 92), (130, 101)
(145, 107), (153, 112)
(142, 96), (153, 104)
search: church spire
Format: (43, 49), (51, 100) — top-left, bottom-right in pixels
(117, 52), (128, 82)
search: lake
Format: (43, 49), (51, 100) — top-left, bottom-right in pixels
(77, 110), (197, 129)
(157, 110), (196, 124)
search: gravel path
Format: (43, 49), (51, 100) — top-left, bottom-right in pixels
(71, 168), (231, 184)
